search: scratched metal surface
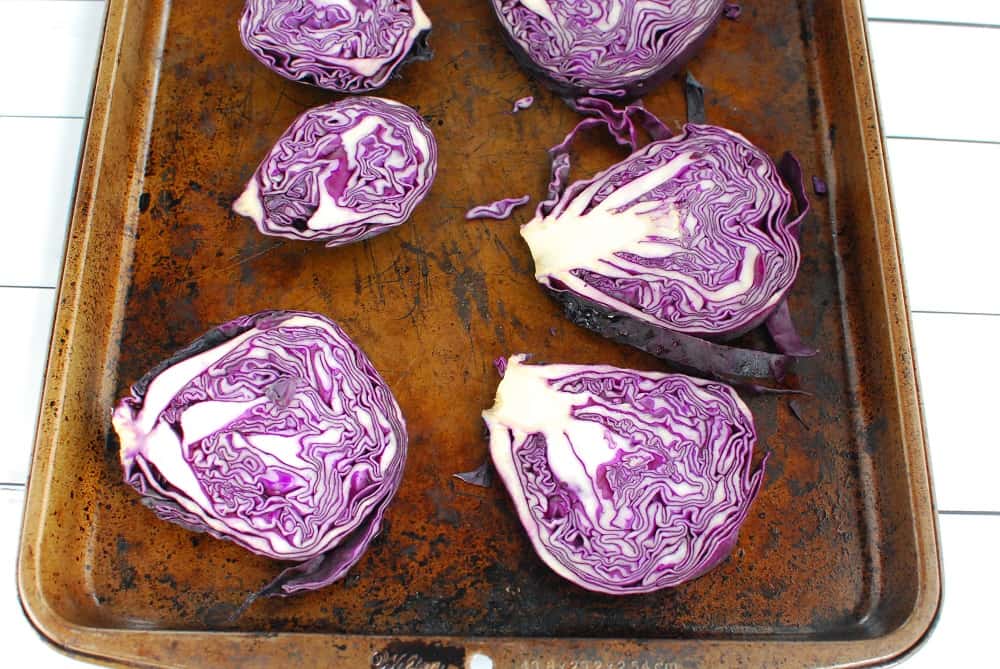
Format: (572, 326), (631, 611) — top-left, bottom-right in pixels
(41, 0), (926, 651)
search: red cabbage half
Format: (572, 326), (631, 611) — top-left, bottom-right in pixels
(239, 0), (432, 93)
(523, 123), (810, 379)
(490, 0), (725, 99)
(111, 310), (407, 597)
(233, 97), (437, 248)
(483, 355), (765, 594)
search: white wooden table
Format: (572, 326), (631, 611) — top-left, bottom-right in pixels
(1, 0), (996, 665)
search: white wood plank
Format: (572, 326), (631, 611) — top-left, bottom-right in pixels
(0, 1), (105, 117)
(0, 288), (55, 484)
(897, 513), (999, 667)
(0, 487), (95, 666)
(0, 117), (84, 287)
(911, 313), (1000, 512)
(868, 22), (1000, 143)
(886, 138), (1000, 314)
(865, 0), (1000, 26)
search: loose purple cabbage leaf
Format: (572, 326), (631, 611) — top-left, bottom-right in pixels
(111, 310), (407, 598)
(534, 100), (672, 221)
(684, 71), (706, 124)
(234, 97), (437, 248)
(554, 289), (791, 380)
(483, 355), (766, 594)
(565, 97), (673, 150)
(511, 96), (534, 113)
(453, 460), (494, 488)
(491, 0), (726, 99)
(765, 299), (818, 357)
(466, 195), (531, 220)
(522, 123), (811, 379)
(239, 0), (432, 92)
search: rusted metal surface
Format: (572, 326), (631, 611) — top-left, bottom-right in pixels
(17, 0), (940, 666)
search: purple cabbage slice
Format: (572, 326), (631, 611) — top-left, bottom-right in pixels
(239, 0), (432, 93)
(234, 97), (437, 248)
(111, 310), (407, 597)
(491, 0), (725, 99)
(521, 123), (810, 378)
(483, 354), (766, 594)
(466, 195), (531, 220)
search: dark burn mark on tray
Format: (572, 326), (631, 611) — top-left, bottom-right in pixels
(425, 488), (461, 527)
(138, 192), (151, 213)
(157, 190), (183, 213)
(451, 266), (489, 330)
(115, 535), (138, 591)
(491, 235), (531, 276)
(200, 602), (243, 627)
(862, 414), (889, 455)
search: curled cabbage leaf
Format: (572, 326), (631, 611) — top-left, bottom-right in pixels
(112, 310), (407, 597)
(239, 0), (432, 92)
(465, 194), (531, 220)
(491, 0), (725, 99)
(233, 97), (437, 248)
(483, 355), (765, 594)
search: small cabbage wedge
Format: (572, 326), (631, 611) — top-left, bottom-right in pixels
(483, 355), (765, 594)
(112, 311), (407, 598)
(239, 0), (432, 93)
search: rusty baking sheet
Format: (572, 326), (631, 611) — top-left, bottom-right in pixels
(18, 0), (940, 666)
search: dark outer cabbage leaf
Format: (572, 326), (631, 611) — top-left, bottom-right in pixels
(552, 288), (791, 380)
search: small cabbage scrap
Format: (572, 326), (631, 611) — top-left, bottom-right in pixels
(511, 95), (534, 113)
(112, 311), (407, 597)
(465, 194), (531, 220)
(522, 123), (810, 378)
(483, 355), (765, 594)
(491, 0), (725, 99)
(239, 0), (432, 92)
(234, 97), (437, 248)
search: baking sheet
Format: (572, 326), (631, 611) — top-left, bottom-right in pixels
(17, 0), (940, 666)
